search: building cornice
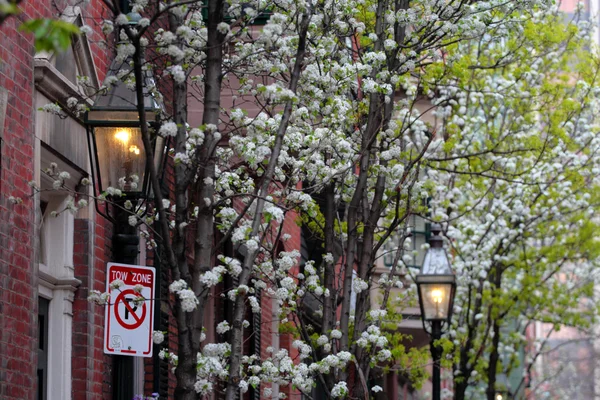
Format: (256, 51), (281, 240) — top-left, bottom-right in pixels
(39, 270), (82, 293)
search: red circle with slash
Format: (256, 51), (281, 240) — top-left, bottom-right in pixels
(114, 289), (146, 329)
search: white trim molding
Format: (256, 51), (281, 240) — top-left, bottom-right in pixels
(38, 196), (79, 400)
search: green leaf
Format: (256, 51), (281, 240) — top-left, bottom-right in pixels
(19, 19), (80, 52)
(0, 2), (19, 17)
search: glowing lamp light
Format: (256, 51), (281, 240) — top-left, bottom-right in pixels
(431, 289), (443, 303)
(115, 130), (131, 144)
(129, 145), (141, 155)
(495, 388), (512, 400)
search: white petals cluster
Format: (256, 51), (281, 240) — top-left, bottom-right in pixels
(110, 279), (124, 290)
(169, 280), (198, 312)
(87, 290), (110, 305)
(331, 382), (348, 398)
(330, 329), (342, 339)
(153, 331), (165, 344)
(216, 321), (231, 334)
(247, 296), (260, 313)
(165, 65), (186, 84)
(178, 289), (198, 312)
(356, 325), (388, 350)
(159, 122), (178, 137)
(115, 14), (129, 25)
(352, 277), (368, 294)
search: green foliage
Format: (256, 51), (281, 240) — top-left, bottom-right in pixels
(0, 1), (19, 19)
(20, 18), (80, 52)
(278, 320), (298, 335)
(367, 293), (430, 389)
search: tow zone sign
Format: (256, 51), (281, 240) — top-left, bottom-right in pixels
(104, 263), (155, 357)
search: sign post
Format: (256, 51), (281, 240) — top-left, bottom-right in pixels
(104, 262), (155, 357)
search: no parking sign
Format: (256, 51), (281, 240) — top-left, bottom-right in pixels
(104, 263), (155, 357)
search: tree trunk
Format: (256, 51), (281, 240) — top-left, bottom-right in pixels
(486, 318), (501, 400)
(487, 269), (503, 400)
(454, 380), (468, 400)
(224, 10), (313, 400)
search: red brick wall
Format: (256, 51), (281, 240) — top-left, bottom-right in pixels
(0, 4), (37, 398)
(0, 0), (112, 398)
(1, 13), (37, 400)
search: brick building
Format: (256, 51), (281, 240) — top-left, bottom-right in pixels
(0, 0), (116, 398)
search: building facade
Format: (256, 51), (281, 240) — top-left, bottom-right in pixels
(0, 1), (117, 398)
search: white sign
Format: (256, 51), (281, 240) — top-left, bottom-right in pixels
(104, 262), (155, 357)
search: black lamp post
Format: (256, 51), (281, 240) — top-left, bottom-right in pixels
(84, 56), (164, 400)
(416, 224), (456, 400)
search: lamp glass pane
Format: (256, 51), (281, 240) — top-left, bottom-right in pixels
(419, 283), (452, 320)
(94, 127), (145, 192)
(421, 247), (452, 275)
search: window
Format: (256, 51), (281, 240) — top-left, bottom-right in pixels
(382, 215), (430, 270)
(405, 214), (430, 270)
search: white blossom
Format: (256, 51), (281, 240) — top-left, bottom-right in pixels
(159, 122), (178, 137)
(352, 277), (368, 294)
(178, 289), (199, 312)
(153, 331), (165, 344)
(128, 215), (138, 226)
(169, 279), (187, 293)
(331, 382), (348, 398)
(216, 321), (231, 334)
(80, 25), (93, 35)
(101, 20), (114, 35)
(110, 279), (124, 289)
(115, 14), (129, 26)
(372, 385), (383, 393)
(217, 22), (230, 34)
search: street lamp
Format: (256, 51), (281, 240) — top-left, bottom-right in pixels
(416, 223), (456, 400)
(84, 57), (164, 400)
(85, 58), (164, 220)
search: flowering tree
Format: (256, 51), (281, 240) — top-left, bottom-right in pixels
(31, 0), (600, 398)
(421, 6), (600, 400)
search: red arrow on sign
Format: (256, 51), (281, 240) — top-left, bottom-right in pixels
(114, 289), (147, 329)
